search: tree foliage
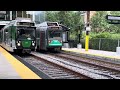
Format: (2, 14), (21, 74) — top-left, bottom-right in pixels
(108, 11), (120, 33)
(91, 11), (120, 34)
(90, 11), (110, 33)
(45, 11), (120, 40)
(45, 11), (59, 22)
(45, 11), (84, 40)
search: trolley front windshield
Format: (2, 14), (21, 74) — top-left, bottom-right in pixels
(48, 30), (62, 38)
(17, 27), (36, 39)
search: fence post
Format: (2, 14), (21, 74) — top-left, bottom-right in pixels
(117, 39), (120, 54)
(99, 38), (101, 50)
(118, 39), (119, 47)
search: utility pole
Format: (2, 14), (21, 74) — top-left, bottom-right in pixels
(87, 11), (90, 23)
(85, 11), (91, 51)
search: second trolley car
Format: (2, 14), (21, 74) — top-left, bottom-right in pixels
(36, 21), (63, 51)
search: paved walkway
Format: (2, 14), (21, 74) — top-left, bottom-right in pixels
(0, 46), (41, 79)
(62, 48), (120, 60)
(0, 52), (21, 79)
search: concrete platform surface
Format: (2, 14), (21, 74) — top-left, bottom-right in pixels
(62, 48), (120, 60)
(0, 52), (21, 79)
(0, 46), (41, 79)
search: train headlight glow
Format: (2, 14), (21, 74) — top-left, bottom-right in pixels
(17, 41), (21, 46)
(32, 41), (35, 46)
(17, 43), (20, 46)
(32, 43), (35, 46)
(48, 40), (51, 43)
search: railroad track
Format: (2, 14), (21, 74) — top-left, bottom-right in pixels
(13, 53), (91, 79)
(46, 51), (120, 79)
(30, 51), (120, 79)
(61, 50), (120, 65)
(13, 50), (120, 79)
(59, 51), (120, 71)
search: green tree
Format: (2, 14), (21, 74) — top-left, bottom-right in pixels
(45, 11), (59, 22)
(108, 11), (120, 33)
(90, 11), (110, 33)
(45, 11), (84, 41)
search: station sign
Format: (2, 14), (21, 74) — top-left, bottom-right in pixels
(106, 15), (120, 24)
(106, 15), (120, 20)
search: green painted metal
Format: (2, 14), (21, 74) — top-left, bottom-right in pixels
(22, 40), (31, 48)
(10, 26), (17, 40)
(48, 40), (62, 46)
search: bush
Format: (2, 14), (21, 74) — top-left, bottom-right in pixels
(81, 38), (119, 52)
(90, 32), (111, 39)
(111, 34), (120, 39)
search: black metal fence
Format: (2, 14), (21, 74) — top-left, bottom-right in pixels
(69, 38), (120, 52)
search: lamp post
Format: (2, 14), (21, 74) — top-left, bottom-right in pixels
(77, 11), (86, 49)
(85, 11), (91, 51)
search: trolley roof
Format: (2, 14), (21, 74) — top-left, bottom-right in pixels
(59, 24), (70, 31)
(0, 21), (10, 25)
(15, 17), (34, 23)
(36, 21), (59, 27)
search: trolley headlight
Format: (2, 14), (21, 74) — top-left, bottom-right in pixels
(17, 41), (21, 46)
(32, 43), (35, 46)
(32, 41), (35, 43)
(17, 43), (21, 46)
(48, 40), (51, 43)
(60, 40), (62, 43)
(32, 41), (35, 46)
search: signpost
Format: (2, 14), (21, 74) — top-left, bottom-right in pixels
(106, 15), (120, 54)
(85, 11), (90, 51)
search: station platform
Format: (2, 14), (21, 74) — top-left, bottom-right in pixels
(62, 48), (120, 63)
(0, 46), (41, 79)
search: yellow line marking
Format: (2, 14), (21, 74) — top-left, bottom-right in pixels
(62, 48), (120, 60)
(0, 46), (41, 79)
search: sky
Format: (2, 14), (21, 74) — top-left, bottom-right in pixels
(27, 11), (42, 15)
(27, 11), (33, 14)
(26, 11), (79, 15)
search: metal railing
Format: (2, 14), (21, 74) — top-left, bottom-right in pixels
(68, 38), (120, 52)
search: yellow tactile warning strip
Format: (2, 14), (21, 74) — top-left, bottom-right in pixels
(62, 48), (120, 60)
(0, 46), (41, 79)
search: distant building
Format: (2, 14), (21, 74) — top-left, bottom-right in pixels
(0, 11), (32, 21)
(32, 11), (45, 24)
